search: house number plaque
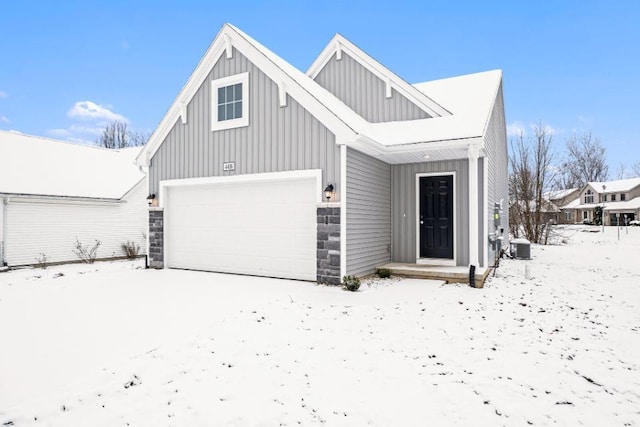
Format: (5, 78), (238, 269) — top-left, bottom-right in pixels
(223, 162), (235, 171)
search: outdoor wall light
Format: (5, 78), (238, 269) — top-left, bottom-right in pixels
(324, 184), (334, 201)
(146, 193), (156, 206)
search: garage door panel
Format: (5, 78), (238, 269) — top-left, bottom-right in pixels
(165, 177), (317, 280)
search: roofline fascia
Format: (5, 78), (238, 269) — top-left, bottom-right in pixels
(349, 134), (485, 155)
(306, 34), (452, 118)
(0, 193), (124, 204)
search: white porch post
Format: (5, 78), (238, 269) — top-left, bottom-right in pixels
(468, 145), (480, 268)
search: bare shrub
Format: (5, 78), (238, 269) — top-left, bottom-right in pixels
(121, 241), (140, 259)
(35, 253), (48, 269)
(73, 238), (101, 264)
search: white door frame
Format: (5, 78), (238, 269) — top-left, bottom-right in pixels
(415, 172), (456, 266)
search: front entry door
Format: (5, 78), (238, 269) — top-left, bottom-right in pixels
(419, 175), (454, 259)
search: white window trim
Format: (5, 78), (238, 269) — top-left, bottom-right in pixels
(211, 72), (249, 131)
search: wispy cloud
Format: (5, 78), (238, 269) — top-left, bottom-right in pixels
(0, 90), (7, 99)
(48, 101), (129, 145)
(0, 115), (9, 124)
(506, 121), (527, 137)
(67, 101), (127, 123)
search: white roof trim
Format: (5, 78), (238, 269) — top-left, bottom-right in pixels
(136, 24), (359, 167)
(306, 34), (451, 118)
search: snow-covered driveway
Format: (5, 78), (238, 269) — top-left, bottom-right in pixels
(1, 226), (639, 426)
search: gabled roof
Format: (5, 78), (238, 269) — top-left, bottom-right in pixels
(306, 33), (451, 118)
(588, 177), (640, 193)
(137, 23), (363, 166)
(544, 188), (578, 201)
(137, 24), (504, 166)
(0, 131), (145, 200)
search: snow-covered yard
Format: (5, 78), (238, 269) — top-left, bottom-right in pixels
(1, 226), (639, 426)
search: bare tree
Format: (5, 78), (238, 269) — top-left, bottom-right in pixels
(632, 161), (640, 177)
(509, 123), (555, 243)
(615, 162), (628, 180)
(562, 131), (608, 187)
(96, 120), (148, 149)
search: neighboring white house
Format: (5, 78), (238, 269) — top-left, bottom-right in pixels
(561, 177), (640, 225)
(0, 131), (148, 267)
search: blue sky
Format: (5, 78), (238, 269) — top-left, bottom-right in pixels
(1, 0), (639, 174)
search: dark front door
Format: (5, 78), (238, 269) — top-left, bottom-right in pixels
(419, 175), (454, 259)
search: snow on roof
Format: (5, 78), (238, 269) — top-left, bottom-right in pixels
(604, 198), (640, 211)
(138, 24), (503, 165)
(588, 177), (640, 193)
(0, 131), (145, 199)
(561, 198), (581, 209)
(545, 188), (578, 201)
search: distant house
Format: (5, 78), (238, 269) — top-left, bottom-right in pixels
(136, 24), (508, 284)
(0, 131), (147, 266)
(565, 177), (640, 225)
(544, 188), (580, 224)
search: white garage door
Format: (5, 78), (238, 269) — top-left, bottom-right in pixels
(165, 175), (318, 280)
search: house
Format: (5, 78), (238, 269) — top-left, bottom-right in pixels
(545, 188), (580, 224)
(566, 177), (640, 225)
(136, 24), (508, 285)
(0, 131), (148, 267)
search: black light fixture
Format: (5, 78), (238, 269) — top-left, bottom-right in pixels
(146, 193), (156, 206)
(324, 184), (334, 201)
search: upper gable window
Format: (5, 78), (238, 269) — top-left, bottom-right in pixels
(211, 72), (249, 131)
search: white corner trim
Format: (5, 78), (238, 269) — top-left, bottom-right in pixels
(385, 79), (392, 99)
(179, 102), (187, 124)
(210, 72), (249, 132)
(468, 145), (480, 268)
(415, 172), (457, 266)
(483, 155), (489, 269)
(340, 145), (347, 278)
(224, 33), (233, 59)
(336, 41), (342, 60)
(278, 81), (287, 107)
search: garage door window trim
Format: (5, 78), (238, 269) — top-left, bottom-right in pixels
(211, 72), (249, 131)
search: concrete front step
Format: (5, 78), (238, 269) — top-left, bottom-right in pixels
(379, 263), (491, 288)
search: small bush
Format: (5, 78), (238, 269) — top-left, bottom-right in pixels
(121, 241), (140, 259)
(342, 275), (360, 292)
(375, 267), (392, 278)
(35, 253), (48, 269)
(73, 238), (101, 264)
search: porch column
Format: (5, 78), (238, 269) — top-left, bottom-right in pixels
(468, 145), (480, 268)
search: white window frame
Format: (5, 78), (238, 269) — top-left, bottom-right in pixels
(211, 72), (249, 131)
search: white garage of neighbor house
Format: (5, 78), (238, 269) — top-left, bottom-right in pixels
(138, 24), (508, 285)
(0, 131), (148, 267)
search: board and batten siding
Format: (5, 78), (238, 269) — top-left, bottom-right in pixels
(4, 179), (148, 266)
(345, 147), (391, 277)
(313, 53), (429, 123)
(391, 160), (470, 266)
(149, 48), (340, 199)
(483, 82), (509, 263)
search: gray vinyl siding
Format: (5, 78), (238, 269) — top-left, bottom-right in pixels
(345, 147), (391, 277)
(484, 82), (509, 264)
(391, 160), (469, 266)
(149, 47), (339, 198)
(314, 53), (429, 123)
